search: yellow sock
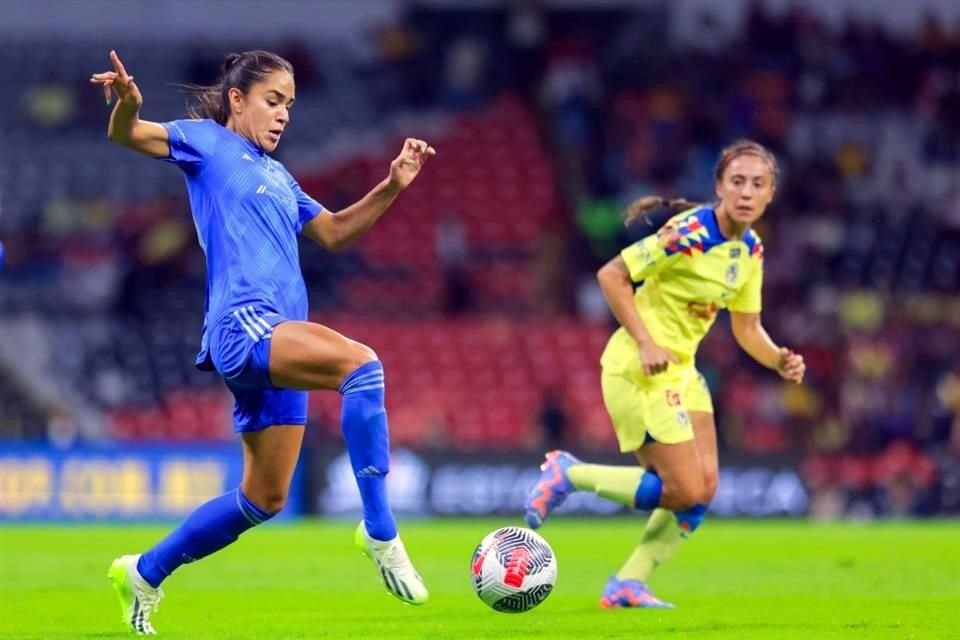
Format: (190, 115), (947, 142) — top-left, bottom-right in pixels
(616, 503), (708, 581)
(566, 464), (647, 507)
(616, 508), (683, 581)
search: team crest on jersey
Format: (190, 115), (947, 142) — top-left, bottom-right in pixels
(665, 390), (681, 407)
(725, 263), (739, 286)
(729, 247), (741, 258)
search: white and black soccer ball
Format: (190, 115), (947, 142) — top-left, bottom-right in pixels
(470, 526), (557, 613)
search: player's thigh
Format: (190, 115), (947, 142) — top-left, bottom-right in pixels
(269, 320), (377, 390)
(601, 369), (703, 509)
(690, 412), (718, 501)
(634, 411), (715, 506)
(240, 424), (305, 512)
(685, 370), (718, 501)
(634, 439), (704, 511)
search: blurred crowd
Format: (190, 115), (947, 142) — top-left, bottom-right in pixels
(1, 1), (959, 517)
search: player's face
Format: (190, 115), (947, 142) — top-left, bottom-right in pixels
(235, 70), (296, 152)
(715, 154), (776, 226)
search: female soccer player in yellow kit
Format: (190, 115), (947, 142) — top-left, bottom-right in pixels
(524, 140), (805, 608)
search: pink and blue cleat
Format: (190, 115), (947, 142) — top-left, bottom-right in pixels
(600, 576), (675, 609)
(524, 450), (581, 529)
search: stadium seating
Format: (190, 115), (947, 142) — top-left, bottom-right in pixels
(306, 316), (616, 450)
(327, 95), (556, 314)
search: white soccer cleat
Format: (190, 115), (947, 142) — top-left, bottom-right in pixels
(355, 522), (429, 605)
(108, 554), (165, 635)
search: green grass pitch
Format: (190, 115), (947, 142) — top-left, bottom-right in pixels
(1, 519), (957, 639)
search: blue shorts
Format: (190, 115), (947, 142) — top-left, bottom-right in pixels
(208, 304), (308, 433)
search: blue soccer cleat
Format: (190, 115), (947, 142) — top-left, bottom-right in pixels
(524, 450), (580, 529)
(600, 576), (675, 609)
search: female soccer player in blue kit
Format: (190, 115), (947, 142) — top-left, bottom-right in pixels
(91, 50), (435, 634)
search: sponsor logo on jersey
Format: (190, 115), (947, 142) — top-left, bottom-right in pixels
(687, 300), (719, 320)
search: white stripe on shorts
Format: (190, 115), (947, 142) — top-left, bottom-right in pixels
(233, 309), (261, 341)
(239, 307), (267, 336)
(247, 305), (273, 331)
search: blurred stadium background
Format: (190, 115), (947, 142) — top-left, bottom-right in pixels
(1, 0), (960, 528)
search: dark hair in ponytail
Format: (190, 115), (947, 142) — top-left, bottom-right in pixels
(182, 50), (294, 125)
(623, 196), (701, 227)
(623, 139), (779, 228)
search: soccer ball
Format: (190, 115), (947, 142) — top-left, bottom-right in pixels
(470, 526), (557, 613)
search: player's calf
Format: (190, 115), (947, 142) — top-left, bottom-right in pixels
(658, 474), (704, 512)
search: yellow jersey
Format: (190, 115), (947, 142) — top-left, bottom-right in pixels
(601, 206), (764, 377)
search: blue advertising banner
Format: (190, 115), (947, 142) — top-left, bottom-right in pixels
(0, 444), (304, 521)
(311, 449), (809, 519)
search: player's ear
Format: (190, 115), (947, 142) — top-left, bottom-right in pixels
(227, 87), (244, 115)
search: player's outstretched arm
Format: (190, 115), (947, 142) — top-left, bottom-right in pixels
(730, 311), (805, 383)
(302, 138), (435, 251)
(90, 50), (169, 158)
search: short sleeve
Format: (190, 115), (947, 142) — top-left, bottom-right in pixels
(159, 119), (219, 171)
(728, 251), (763, 313)
(285, 171), (324, 232)
(620, 225), (679, 283)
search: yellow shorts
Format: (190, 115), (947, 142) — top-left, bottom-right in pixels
(600, 367), (714, 452)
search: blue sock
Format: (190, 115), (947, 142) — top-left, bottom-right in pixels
(136, 488), (275, 588)
(633, 470), (663, 510)
(676, 503), (708, 537)
(339, 360), (396, 541)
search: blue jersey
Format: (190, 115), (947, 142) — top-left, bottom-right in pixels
(159, 119), (324, 370)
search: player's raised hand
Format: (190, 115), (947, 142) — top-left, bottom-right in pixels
(776, 347), (805, 384)
(90, 50), (143, 108)
(388, 138), (436, 191)
(638, 339), (680, 377)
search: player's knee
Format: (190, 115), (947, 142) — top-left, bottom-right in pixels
(256, 489), (287, 514)
(663, 476), (704, 511)
(702, 468), (719, 503)
(243, 484), (288, 515)
(341, 341), (379, 376)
